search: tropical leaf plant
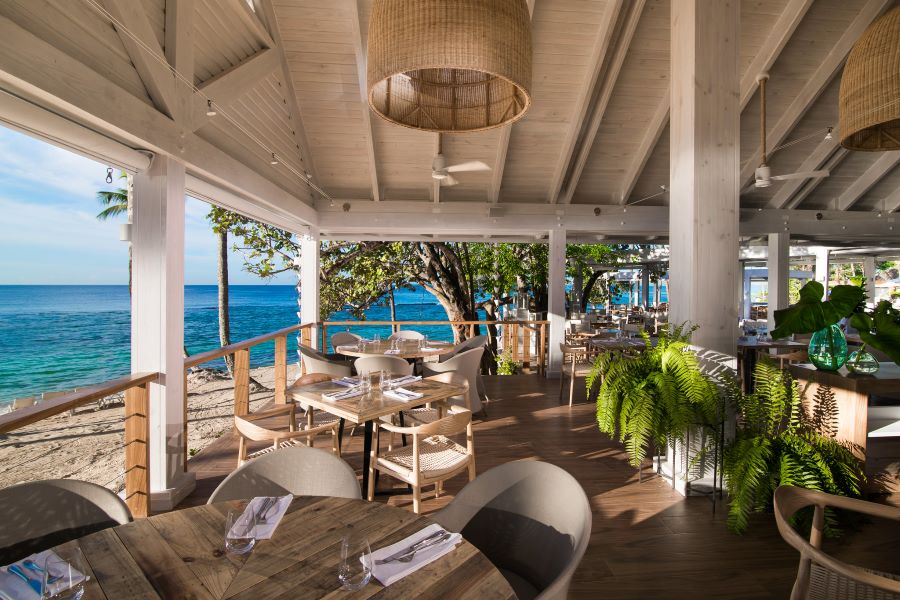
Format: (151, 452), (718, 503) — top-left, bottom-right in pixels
(770, 281), (864, 339)
(586, 323), (719, 468)
(849, 300), (900, 364)
(723, 359), (864, 535)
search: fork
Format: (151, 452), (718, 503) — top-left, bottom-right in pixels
(375, 532), (453, 565)
(255, 497), (277, 524)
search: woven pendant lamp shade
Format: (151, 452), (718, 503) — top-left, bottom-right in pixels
(366, 0), (532, 133)
(839, 5), (900, 151)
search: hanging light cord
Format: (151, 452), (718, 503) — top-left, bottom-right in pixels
(80, 0), (332, 202)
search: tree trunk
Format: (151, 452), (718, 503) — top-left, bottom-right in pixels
(389, 285), (397, 332)
(581, 270), (604, 311)
(217, 228), (234, 375)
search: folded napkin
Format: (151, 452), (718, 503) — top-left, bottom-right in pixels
(419, 346), (444, 352)
(382, 387), (423, 401)
(385, 375), (421, 386)
(322, 387), (365, 401)
(384, 349), (401, 355)
(229, 495), (292, 541)
(335, 344), (359, 352)
(371, 524), (461, 587)
(332, 376), (360, 388)
(1, 550), (85, 600)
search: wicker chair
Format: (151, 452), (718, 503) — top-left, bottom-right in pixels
(234, 398), (341, 467)
(404, 373), (470, 426)
(368, 409), (476, 513)
(298, 344), (352, 378)
(388, 330), (425, 341)
(354, 355), (413, 376)
(559, 342), (596, 407)
(774, 486), (900, 599)
(423, 347), (485, 414)
(331, 331), (362, 349)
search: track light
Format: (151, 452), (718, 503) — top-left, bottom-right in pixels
(206, 99), (217, 117)
(824, 127), (833, 141)
(269, 153), (279, 165)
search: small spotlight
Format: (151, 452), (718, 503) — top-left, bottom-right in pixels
(205, 99), (217, 117)
(270, 153), (279, 165)
(593, 207), (602, 216)
(824, 127), (833, 141)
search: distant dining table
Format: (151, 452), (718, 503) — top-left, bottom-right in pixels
(57, 496), (515, 599)
(334, 339), (455, 360)
(290, 376), (467, 493)
(737, 337), (808, 392)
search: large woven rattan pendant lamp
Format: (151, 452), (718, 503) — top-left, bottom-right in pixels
(366, 0), (532, 133)
(839, 5), (900, 151)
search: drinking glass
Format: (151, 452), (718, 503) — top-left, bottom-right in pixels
(41, 547), (88, 600)
(225, 506), (257, 555)
(338, 527), (372, 591)
(373, 333), (381, 344)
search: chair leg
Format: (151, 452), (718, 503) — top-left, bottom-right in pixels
(435, 481), (442, 498)
(332, 428), (341, 456)
(468, 460), (476, 482)
(412, 485), (421, 514)
(558, 361), (565, 401)
(569, 355), (576, 407)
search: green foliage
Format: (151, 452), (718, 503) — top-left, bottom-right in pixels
(771, 281), (865, 339)
(849, 300), (900, 364)
(587, 323), (718, 467)
(723, 360), (864, 535)
(496, 349), (520, 375)
(95, 170), (128, 221)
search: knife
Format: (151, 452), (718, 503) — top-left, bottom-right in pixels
(7, 564), (42, 595)
(376, 530), (449, 564)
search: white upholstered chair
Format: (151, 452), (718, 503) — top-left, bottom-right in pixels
(423, 347), (484, 414)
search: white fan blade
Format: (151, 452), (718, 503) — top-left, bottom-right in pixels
(441, 174), (459, 186)
(446, 161), (491, 173)
(770, 170), (830, 181)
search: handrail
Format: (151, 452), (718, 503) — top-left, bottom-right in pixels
(0, 371), (158, 434)
(322, 319), (548, 326)
(184, 323), (314, 368)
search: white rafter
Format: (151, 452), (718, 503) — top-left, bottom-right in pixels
(784, 148), (849, 210)
(350, 0), (381, 202)
(837, 153), (900, 211)
(768, 134), (841, 208)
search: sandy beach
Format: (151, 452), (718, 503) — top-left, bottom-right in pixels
(0, 365), (296, 493)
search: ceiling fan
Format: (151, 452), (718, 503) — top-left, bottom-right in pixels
(431, 134), (491, 187)
(753, 73), (830, 188)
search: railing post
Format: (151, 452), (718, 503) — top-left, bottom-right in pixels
(539, 323), (547, 377)
(468, 323), (474, 338)
(124, 383), (150, 518)
(274, 335), (287, 404)
(234, 348), (250, 416)
(512, 323), (520, 363)
(523, 324), (532, 370)
(321, 323), (328, 353)
(183, 368), (188, 471)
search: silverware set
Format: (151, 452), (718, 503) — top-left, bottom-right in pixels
(375, 530), (453, 565)
(255, 497), (278, 524)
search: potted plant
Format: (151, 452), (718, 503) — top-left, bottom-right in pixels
(723, 359), (864, 534)
(771, 280), (900, 372)
(496, 349), (520, 375)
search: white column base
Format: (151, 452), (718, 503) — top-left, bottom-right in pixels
(150, 471), (196, 512)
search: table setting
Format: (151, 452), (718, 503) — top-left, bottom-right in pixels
(1, 548), (87, 600)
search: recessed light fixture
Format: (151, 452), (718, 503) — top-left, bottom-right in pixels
(270, 153), (279, 165)
(206, 99), (217, 117)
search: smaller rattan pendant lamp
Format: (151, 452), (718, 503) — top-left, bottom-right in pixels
(838, 5), (900, 151)
(366, 0), (533, 133)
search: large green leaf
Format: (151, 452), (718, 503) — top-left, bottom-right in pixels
(771, 282), (864, 339)
(850, 301), (900, 365)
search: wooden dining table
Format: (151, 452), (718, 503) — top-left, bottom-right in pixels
(55, 496), (515, 599)
(335, 340), (455, 360)
(290, 377), (467, 494)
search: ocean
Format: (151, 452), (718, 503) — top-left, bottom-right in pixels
(0, 283), (663, 405)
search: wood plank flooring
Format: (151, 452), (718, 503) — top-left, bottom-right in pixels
(181, 374), (900, 599)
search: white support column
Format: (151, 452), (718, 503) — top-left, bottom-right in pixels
(641, 267), (651, 308)
(863, 256), (877, 305)
(668, 0), (740, 354)
(299, 228), (321, 347)
(767, 233), (790, 332)
(740, 263), (752, 320)
(132, 155), (194, 510)
(547, 228), (566, 377)
(814, 247), (831, 296)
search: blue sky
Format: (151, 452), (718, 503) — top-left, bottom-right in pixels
(0, 126), (295, 285)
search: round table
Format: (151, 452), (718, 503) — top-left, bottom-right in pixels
(57, 496), (515, 599)
(335, 340), (455, 360)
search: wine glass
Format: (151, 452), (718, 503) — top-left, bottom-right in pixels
(338, 527), (373, 591)
(225, 506), (258, 555)
(41, 547), (88, 600)
(372, 333), (381, 344)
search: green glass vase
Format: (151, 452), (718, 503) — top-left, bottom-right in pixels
(808, 324), (848, 371)
(847, 349), (880, 375)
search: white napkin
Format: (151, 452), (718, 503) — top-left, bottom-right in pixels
(419, 346), (444, 352)
(322, 387), (365, 401)
(1, 550), (85, 600)
(332, 377), (360, 388)
(229, 495), (292, 541)
(385, 375), (421, 386)
(335, 344), (358, 352)
(382, 387), (423, 401)
(384, 349), (401, 355)
(371, 524), (461, 587)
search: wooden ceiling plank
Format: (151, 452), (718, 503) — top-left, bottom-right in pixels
(232, 0), (275, 49)
(490, 0), (535, 204)
(885, 185), (900, 213)
(784, 147), (849, 210)
(618, 90), (668, 204)
(192, 48), (278, 128)
(836, 153), (900, 211)
(349, 0), (380, 202)
(546, 0), (626, 204)
(101, 0), (178, 119)
(739, 0), (892, 188)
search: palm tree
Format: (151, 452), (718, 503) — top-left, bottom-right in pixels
(96, 170), (132, 294)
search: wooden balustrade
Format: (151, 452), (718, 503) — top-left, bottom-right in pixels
(0, 372), (159, 518)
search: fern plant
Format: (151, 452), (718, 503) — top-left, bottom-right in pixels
(723, 359), (864, 535)
(586, 323), (718, 468)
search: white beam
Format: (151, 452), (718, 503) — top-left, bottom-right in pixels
(165, 0), (194, 127)
(192, 48), (279, 129)
(233, 0), (275, 48)
(783, 147), (849, 210)
(185, 174), (311, 233)
(490, 0), (535, 203)
(547, 228), (566, 376)
(813, 247), (831, 294)
(768, 133), (841, 208)
(767, 233), (790, 331)
(837, 153), (900, 211)
(739, 0), (892, 188)
(299, 228), (321, 348)
(101, 0), (178, 119)
(619, 92), (668, 204)
(546, 0), (626, 203)
(886, 185), (900, 213)
(350, 0), (380, 202)
(132, 155), (195, 510)
(863, 255), (877, 304)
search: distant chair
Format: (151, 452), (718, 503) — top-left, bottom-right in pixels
(12, 396), (35, 411)
(0, 479), (132, 565)
(208, 446), (360, 504)
(405, 373), (470, 426)
(298, 344), (352, 378)
(423, 347), (485, 414)
(354, 355), (413, 376)
(388, 330), (425, 341)
(331, 331), (362, 349)
(774, 486), (900, 600)
(432, 461), (592, 600)
(559, 343), (595, 407)
(439, 334), (487, 363)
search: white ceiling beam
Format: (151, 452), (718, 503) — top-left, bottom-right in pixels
(557, 1), (645, 204)
(191, 48), (278, 129)
(350, 0), (380, 202)
(101, 0), (178, 119)
(232, 0), (275, 48)
(164, 0), (193, 128)
(885, 185), (900, 213)
(783, 147), (849, 210)
(546, 0), (627, 203)
(739, 0), (892, 187)
(618, 91), (668, 204)
(0, 14), (316, 226)
(490, 0), (535, 204)
(837, 153), (900, 211)
(768, 134), (840, 208)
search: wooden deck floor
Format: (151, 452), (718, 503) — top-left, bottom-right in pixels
(181, 374), (900, 599)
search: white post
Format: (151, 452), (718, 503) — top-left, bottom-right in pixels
(668, 0), (740, 355)
(740, 263), (752, 320)
(814, 247), (830, 296)
(131, 155), (194, 510)
(547, 228), (566, 377)
(767, 233), (790, 332)
(863, 256), (877, 305)
(300, 228), (321, 347)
